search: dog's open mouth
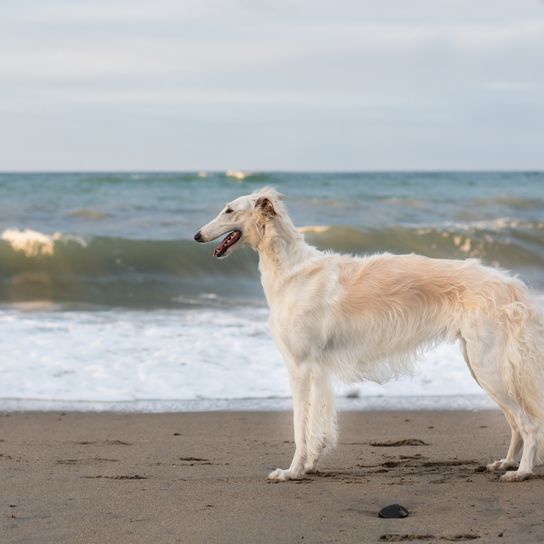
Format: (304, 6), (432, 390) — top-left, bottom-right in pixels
(214, 230), (242, 257)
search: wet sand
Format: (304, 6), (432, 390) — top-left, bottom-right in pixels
(2, 410), (544, 543)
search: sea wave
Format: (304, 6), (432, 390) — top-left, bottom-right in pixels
(73, 171), (282, 185)
(0, 218), (544, 266)
(0, 228), (260, 306)
(1, 222), (543, 276)
(1, 229), (87, 257)
(1, 222), (543, 306)
(470, 196), (544, 210)
(302, 221), (544, 269)
(66, 208), (112, 221)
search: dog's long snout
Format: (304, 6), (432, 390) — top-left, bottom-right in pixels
(194, 230), (204, 242)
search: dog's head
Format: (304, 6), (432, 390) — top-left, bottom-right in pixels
(194, 187), (282, 258)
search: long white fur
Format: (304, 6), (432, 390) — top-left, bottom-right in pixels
(196, 187), (544, 483)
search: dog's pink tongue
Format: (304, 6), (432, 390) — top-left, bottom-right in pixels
(213, 242), (225, 256)
(214, 233), (232, 256)
(213, 231), (240, 257)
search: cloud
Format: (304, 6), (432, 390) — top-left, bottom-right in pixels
(2, 20), (542, 82)
(0, 0), (542, 169)
(4, 0), (226, 24)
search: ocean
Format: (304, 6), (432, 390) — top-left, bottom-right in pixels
(1, 171), (543, 411)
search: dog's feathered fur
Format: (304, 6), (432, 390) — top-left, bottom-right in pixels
(196, 187), (544, 482)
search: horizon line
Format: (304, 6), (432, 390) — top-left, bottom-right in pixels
(1, 168), (543, 175)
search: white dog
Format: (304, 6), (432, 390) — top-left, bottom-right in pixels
(195, 187), (544, 482)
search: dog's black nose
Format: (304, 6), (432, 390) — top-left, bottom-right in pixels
(194, 231), (203, 242)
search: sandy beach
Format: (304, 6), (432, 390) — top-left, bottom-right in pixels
(2, 410), (544, 544)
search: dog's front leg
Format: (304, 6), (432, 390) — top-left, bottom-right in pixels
(304, 368), (336, 474)
(268, 363), (311, 481)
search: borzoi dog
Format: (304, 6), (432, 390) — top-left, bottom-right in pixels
(195, 187), (544, 482)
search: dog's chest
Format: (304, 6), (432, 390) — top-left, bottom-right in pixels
(267, 294), (332, 362)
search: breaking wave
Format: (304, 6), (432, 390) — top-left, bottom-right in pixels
(1, 220), (543, 306)
(302, 220), (544, 270)
(1, 229), (87, 257)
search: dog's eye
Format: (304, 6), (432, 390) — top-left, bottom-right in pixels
(225, 207), (234, 214)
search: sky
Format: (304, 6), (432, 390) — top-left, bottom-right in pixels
(0, 0), (543, 171)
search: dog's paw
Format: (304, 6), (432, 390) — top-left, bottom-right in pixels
(500, 470), (533, 482)
(486, 460), (518, 472)
(267, 468), (301, 482)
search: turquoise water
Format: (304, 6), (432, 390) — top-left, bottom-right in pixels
(1, 171), (543, 307)
(0, 171), (542, 407)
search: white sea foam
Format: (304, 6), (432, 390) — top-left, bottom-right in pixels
(2, 228), (57, 256)
(0, 304), (491, 408)
(226, 170), (251, 181)
(1, 228), (86, 257)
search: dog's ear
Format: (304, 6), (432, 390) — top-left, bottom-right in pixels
(255, 196), (277, 217)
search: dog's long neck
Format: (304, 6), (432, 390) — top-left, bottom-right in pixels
(257, 212), (320, 304)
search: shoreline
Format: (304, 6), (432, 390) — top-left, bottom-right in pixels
(0, 394), (497, 413)
(3, 410), (543, 543)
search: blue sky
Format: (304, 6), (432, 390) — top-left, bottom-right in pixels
(1, 0), (543, 171)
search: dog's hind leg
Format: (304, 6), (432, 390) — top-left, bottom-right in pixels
(460, 335), (523, 472)
(501, 411), (538, 482)
(486, 407), (522, 472)
(268, 362), (312, 481)
(461, 321), (540, 482)
(304, 367), (337, 474)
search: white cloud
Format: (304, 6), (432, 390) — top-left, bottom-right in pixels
(4, 0), (229, 24)
(0, 0), (542, 169)
(2, 20), (542, 82)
